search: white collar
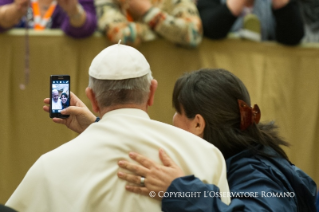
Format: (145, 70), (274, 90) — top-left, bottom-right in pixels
(101, 108), (150, 121)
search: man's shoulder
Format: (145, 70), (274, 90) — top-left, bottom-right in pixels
(84, 111), (218, 155)
(148, 118), (199, 136)
(38, 136), (81, 161)
(99, 111), (206, 141)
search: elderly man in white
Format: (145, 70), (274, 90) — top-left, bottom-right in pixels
(6, 44), (230, 212)
(51, 89), (62, 110)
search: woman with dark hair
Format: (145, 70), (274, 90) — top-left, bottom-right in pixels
(117, 69), (317, 211)
(60, 93), (69, 109)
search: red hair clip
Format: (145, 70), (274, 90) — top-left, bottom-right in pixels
(238, 99), (261, 131)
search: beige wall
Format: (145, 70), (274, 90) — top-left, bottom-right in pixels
(0, 30), (318, 203)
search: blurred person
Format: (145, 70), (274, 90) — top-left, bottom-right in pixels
(0, 205), (17, 212)
(51, 89), (62, 110)
(95, 0), (202, 47)
(5, 44), (230, 212)
(116, 69), (317, 211)
(60, 92), (69, 109)
(198, 0), (305, 45)
(298, 0), (319, 42)
(0, 0), (97, 38)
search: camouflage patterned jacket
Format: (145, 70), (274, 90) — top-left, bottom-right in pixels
(95, 0), (202, 47)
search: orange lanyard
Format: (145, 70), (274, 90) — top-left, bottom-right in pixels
(31, 0), (57, 30)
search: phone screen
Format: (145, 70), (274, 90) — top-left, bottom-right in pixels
(50, 75), (70, 118)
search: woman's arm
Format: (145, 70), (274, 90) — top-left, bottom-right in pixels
(59, 0), (97, 38)
(162, 176), (246, 212)
(117, 150), (299, 212)
(0, 0), (28, 31)
(163, 174), (299, 212)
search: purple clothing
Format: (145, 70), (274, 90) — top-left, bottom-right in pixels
(0, 0), (97, 38)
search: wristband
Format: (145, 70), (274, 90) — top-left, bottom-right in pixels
(95, 117), (100, 122)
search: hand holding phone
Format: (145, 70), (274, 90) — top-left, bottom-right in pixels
(50, 75), (70, 118)
(44, 91), (97, 133)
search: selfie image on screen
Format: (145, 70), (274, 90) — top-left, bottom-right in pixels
(51, 80), (70, 113)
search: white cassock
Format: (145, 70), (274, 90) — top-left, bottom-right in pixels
(51, 99), (62, 110)
(6, 109), (230, 212)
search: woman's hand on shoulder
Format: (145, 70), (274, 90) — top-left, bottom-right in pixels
(117, 149), (185, 200)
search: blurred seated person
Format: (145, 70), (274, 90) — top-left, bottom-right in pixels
(299, 0), (319, 42)
(95, 0), (202, 47)
(0, 0), (97, 38)
(60, 92), (69, 109)
(197, 0), (305, 45)
(0, 205), (17, 212)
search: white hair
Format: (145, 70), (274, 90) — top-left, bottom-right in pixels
(88, 73), (153, 108)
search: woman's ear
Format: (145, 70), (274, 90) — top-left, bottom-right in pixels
(192, 114), (206, 138)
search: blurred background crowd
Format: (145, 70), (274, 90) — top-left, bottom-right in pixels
(0, 0), (319, 45)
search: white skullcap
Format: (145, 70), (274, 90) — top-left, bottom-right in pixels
(89, 42), (151, 80)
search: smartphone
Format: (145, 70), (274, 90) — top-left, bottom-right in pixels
(50, 75), (70, 118)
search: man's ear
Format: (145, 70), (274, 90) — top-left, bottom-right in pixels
(191, 114), (206, 138)
(85, 87), (100, 113)
(147, 79), (158, 106)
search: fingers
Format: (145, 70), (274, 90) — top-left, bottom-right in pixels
(70, 92), (86, 107)
(43, 105), (49, 113)
(117, 171), (146, 186)
(43, 98), (50, 113)
(117, 172), (153, 197)
(43, 98), (51, 113)
(44, 98), (50, 104)
(16, 1), (29, 13)
(128, 152), (154, 169)
(20, 0), (29, 6)
(60, 106), (83, 115)
(52, 118), (67, 125)
(125, 185), (150, 196)
(159, 149), (174, 167)
(118, 160), (148, 177)
(69, 92), (79, 106)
